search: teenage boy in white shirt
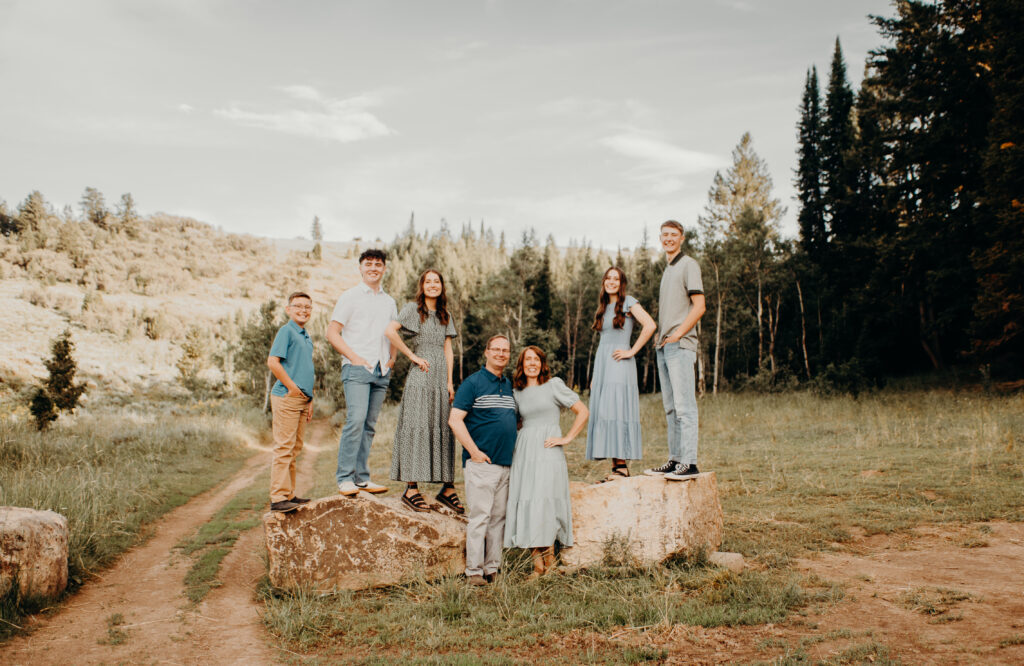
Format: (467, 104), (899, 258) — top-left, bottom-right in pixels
(327, 248), (398, 496)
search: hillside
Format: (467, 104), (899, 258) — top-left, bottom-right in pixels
(0, 213), (362, 404)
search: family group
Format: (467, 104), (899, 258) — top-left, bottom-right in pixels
(265, 220), (706, 583)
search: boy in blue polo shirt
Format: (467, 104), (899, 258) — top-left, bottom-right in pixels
(448, 334), (517, 586)
(266, 291), (316, 513)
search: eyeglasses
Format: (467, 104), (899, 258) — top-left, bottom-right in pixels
(289, 305), (313, 311)
(488, 348), (511, 354)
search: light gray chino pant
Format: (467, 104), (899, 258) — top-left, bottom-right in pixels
(463, 461), (510, 577)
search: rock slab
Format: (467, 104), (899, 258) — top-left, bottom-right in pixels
(562, 472), (723, 569)
(263, 494), (466, 591)
(0, 506), (69, 601)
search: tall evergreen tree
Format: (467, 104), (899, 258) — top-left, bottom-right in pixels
(866, 0), (991, 370)
(971, 0), (1024, 375)
(699, 133), (785, 380)
(796, 66), (827, 260)
(821, 38), (856, 244)
(17, 190), (49, 235)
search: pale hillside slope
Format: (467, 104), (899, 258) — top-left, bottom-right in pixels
(0, 214), (362, 400)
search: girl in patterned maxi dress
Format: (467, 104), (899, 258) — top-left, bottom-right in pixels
(385, 269), (463, 513)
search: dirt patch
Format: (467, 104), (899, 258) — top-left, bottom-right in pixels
(1, 422), (329, 665)
(553, 522), (1024, 665)
(788, 522), (1024, 664)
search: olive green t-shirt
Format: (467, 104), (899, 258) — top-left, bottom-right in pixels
(658, 253), (704, 351)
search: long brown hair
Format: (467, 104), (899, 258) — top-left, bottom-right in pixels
(512, 345), (551, 390)
(415, 268), (450, 325)
(592, 267), (629, 331)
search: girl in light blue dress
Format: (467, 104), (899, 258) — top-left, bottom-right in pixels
(504, 345), (589, 578)
(585, 267), (656, 481)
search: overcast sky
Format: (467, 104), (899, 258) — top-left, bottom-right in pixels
(0, 0), (894, 249)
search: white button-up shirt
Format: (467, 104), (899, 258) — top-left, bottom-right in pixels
(330, 282), (398, 374)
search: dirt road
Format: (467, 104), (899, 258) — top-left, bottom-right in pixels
(2, 421), (330, 666)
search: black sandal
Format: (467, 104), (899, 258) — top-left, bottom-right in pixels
(401, 491), (431, 513)
(435, 490), (465, 514)
(599, 464), (630, 483)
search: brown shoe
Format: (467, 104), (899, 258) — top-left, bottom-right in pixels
(466, 574), (487, 586)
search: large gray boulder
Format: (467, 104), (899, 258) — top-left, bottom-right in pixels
(263, 473), (724, 590)
(562, 472), (723, 569)
(0, 506), (69, 601)
(263, 494), (466, 591)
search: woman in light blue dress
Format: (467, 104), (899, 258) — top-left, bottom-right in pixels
(586, 267), (656, 481)
(504, 345), (589, 578)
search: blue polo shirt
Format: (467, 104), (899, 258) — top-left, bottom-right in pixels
(453, 366), (517, 467)
(268, 320), (315, 398)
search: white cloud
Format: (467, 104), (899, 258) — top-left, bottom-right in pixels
(281, 85), (322, 102)
(601, 134), (724, 175)
(443, 40), (487, 61)
(717, 0), (755, 12)
(214, 87), (393, 143)
(177, 103), (193, 113)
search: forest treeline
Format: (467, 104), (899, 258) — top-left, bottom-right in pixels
(2, 0), (1020, 406)
(375, 1), (1023, 395)
(792, 0), (1022, 384)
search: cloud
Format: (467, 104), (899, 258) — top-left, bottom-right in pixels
(599, 133), (725, 194)
(443, 40), (487, 61)
(177, 103), (193, 113)
(214, 86), (393, 143)
(601, 134), (723, 175)
(281, 85), (322, 102)
(717, 0), (755, 11)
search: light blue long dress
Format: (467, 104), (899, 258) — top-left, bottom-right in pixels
(504, 377), (580, 549)
(586, 295), (643, 460)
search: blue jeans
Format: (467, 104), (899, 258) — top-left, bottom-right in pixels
(336, 364), (390, 485)
(656, 345), (698, 465)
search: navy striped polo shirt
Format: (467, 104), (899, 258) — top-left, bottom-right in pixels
(452, 366), (517, 466)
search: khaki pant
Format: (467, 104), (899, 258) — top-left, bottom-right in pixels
(270, 394), (310, 502)
(463, 461), (510, 577)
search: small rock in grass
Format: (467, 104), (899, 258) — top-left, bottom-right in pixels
(708, 551), (745, 573)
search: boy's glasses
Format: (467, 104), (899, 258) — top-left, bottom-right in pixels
(289, 305), (313, 311)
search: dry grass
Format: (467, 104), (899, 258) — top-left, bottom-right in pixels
(0, 401), (261, 637)
(272, 387), (1021, 660)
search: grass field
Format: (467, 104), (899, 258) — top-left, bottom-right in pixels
(265, 387), (1023, 662)
(0, 400), (261, 635)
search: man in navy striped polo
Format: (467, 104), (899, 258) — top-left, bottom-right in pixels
(449, 334), (516, 586)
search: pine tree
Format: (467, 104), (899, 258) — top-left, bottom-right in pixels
(117, 193), (139, 238)
(796, 66), (827, 260)
(0, 199), (17, 236)
(80, 187), (110, 229)
(16, 190), (50, 248)
(30, 388), (58, 431)
(971, 0), (1024, 375)
(699, 133), (785, 381)
(821, 38), (856, 243)
(176, 326), (207, 391)
(865, 1), (990, 370)
(44, 329), (86, 412)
